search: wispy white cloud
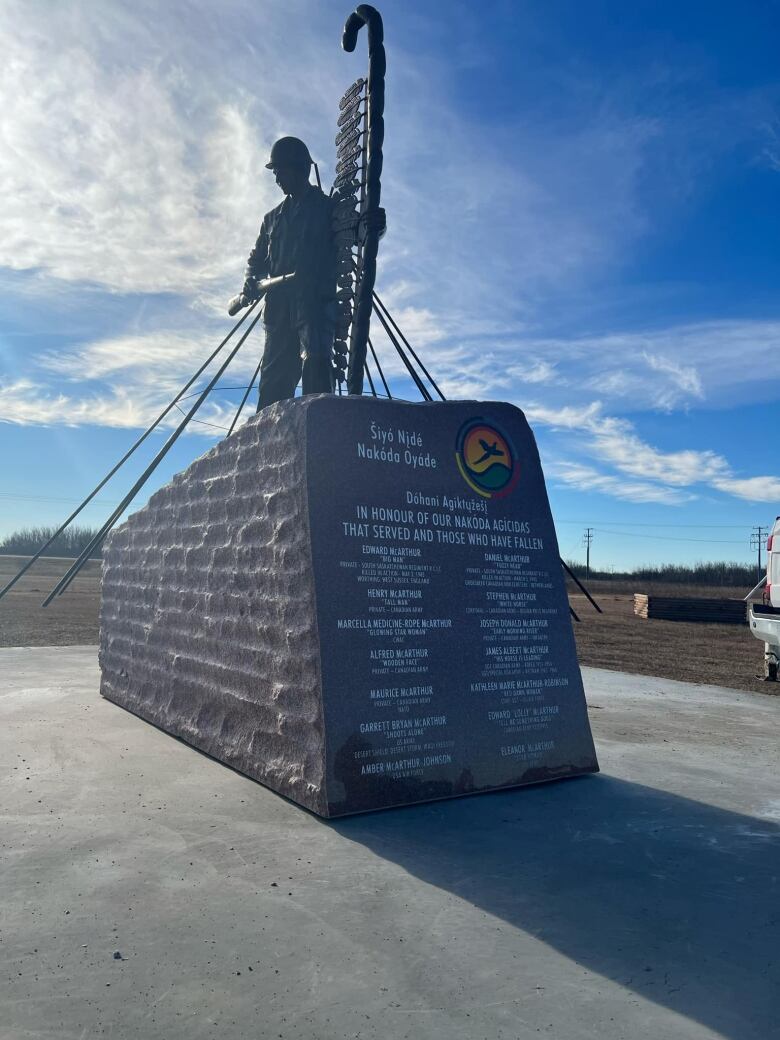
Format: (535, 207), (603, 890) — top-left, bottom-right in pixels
(587, 416), (729, 486)
(549, 461), (694, 505)
(0, 338), (261, 436)
(508, 360), (560, 386)
(433, 320), (780, 413)
(39, 333), (223, 383)
(711, 476), (780, 503)
(0, 375), (252, 437)
(523, 401), (603, 430)
(526, 400), (779, 506)
(0, 379), (162, 431)
(642, 352), (703, 402)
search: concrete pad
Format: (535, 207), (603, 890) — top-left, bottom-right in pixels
(2, 646), (778, 1040)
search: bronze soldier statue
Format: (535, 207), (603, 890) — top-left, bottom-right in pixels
(240, 136), (337, 410)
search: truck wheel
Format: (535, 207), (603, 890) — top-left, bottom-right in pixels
(766, 660), (779, 682)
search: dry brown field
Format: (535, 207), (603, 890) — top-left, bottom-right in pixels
(569, 579), (773, 696)
(0, 556), (774, 696)
(0, 556), (102, 647)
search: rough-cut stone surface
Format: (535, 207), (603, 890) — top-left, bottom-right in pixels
(102, 395), (597, 817)
(99, 398), (327, 815)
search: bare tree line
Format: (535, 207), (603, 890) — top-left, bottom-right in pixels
(0, 526), (103, 559)
(565, 559), (757, 587)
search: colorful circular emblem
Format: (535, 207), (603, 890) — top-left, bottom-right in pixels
(455, 418), (520, 499)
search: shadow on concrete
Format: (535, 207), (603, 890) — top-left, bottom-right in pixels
(334, 775), (779, 1039)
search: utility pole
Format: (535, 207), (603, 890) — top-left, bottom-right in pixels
(583, 528), (594, 580)
(751, 525), (768, 582)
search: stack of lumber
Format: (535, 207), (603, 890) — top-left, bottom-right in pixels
(634, 594), (747, 624)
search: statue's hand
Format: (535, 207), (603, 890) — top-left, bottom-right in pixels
(358, 207), (386, 244)
(241, 276), (260, 300)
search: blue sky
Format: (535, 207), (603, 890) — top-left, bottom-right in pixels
(1, 0), (779, 571)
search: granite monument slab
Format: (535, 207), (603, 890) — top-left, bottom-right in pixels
(100, 396), (598, 816)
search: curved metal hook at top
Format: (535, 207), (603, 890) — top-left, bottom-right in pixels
(341, 4), (386, 396)
(342, 3), (384, 52)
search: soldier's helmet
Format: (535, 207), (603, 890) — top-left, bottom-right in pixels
(265, 137), (313, 170)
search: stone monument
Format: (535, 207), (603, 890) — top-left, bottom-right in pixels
(100, 396), (598, 817)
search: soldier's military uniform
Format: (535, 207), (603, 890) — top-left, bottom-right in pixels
(243, 143), (337, 410)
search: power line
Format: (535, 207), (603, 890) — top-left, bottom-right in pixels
(751, 525), (769, 581)
(555, 520), (752, 529)
(0, 492), (121, 506)
(178, 384), (254, 402)
(582, 528), (594, 578)
(591, 528), (746, 545)
(173, 402), (232, 433)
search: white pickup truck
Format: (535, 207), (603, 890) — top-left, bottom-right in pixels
(745, 515), (780, 681)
